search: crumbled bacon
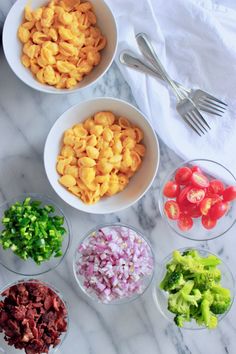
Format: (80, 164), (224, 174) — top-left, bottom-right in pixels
(0, 281), (67, 354)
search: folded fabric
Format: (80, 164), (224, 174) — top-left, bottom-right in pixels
(106, 0), (236, 175)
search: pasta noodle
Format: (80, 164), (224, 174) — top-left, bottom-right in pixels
(57, 111), (145, 204)
(18, 0), (106, 89)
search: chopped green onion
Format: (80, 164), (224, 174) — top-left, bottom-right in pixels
(0, 197), (66, 265)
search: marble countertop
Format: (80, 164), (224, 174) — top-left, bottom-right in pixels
(0, 2), (236, 354)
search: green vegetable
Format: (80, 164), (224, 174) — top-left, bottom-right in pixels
(160, 249), (231, 329)
(0, 197), (66, 265)
(160, 271), (185, 291)
(210, 284), (231, 314)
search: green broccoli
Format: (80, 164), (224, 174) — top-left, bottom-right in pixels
(174, 314), (189, 327)
(194, 268), (222, 291)
(168, 281), (201, 316)
(210, 284), (231, 314)
(172, 250), (204, 274)
(196, 298), (218, 329)
(160, 271), (185, 291)
(161, 249), (231, 329)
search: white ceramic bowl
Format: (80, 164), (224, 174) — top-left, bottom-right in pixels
(3, 0), (117, 94)
(44, 97), (160, 214)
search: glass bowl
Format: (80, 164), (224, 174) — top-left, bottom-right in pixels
(159, 159), (236, 241)
(153, 247), (235, 330)
(73, 223), (155, 304)
(0, 194), (71, 276)
(0, 279), (69, 353)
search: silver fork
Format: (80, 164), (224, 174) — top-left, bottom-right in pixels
(136, 33), (227, 117)
(135, 33), (210, 136)
(119, 51), (226, 117)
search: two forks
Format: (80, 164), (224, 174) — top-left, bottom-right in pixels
(120, 33), (227, 136)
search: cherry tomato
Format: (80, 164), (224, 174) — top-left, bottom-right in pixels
(205, 191), (222, 203)
(209, 179), (224, 195)
(177, 214), (193, 231)
(223, 186), (236, 202)
(177, 185), (192, 205)
(175, 167), (192, 185)
(180, 203), (202, 218)
(191, 166), (202, 173)
(188, 204), (202, 218)
(164, 201), (180, 220)
(200, 198), (212, 215)
(187, 188), (205, 204)
(191, 172), (209, 188)
(209, 202), (228, 220)
(163, 181), (180, 198)
(201, 215), (217, 229)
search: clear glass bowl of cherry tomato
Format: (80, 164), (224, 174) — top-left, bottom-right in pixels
(159, 159), (236, 241)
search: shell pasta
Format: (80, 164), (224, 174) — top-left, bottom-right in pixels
(18, 0), (107, 89)
(57, 111), (146, 204)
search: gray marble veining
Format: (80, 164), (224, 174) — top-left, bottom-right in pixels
(0, 2), (236, 354)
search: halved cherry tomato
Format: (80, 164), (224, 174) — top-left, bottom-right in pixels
(223, 186), (236, 202)
(191, 172), (209, 188)
(180, 203), (202, 218)
(191, 166), (202, 173)
(201, 215), (217, 229)
(210, 194), (223, 205)
(209, 179), (224, 195)
(188, 204), (202, 218)
(175, 167), (192, 185)
(177, 214), (193, 231)
(200, 198), (212, 215)
(177, 185), (192, 205)
(164, 201), (180, 220)
(163, 181), (180, 198)
(187, 188), (205, 204)
(209, 201), (228, 220)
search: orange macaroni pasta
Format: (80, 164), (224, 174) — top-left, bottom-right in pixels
(57, 111), (146, 204)
(18, 0), (106, 89)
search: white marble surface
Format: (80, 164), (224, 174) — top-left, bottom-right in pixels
(0, 2), (236, 354)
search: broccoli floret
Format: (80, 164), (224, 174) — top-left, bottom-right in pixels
(174, 314), (190, 327)
(172, 250), (204, 274)
(163, 249), (230, 329)
(194, 268), (222, 291)
(210, 285), (231, 314)
(196, 298), (218, 329)
(199, 255), (221, 268)
(160, 271), (185, 291)
(168, 281), (201, 316)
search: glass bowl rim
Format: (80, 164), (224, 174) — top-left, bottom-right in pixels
(73, 222), (155, 305)
(0, 278), (69, 352)
(0, 193), (71, 276)
(159, 158), (236, 241)
(153, 246), (235, 330)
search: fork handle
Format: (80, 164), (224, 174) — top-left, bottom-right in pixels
(136, 33), (185, 101)
(119, 51), (188, 95)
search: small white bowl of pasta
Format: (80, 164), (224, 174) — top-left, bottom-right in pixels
(2, 0), (117, 94)
(44, 97), (160, 214)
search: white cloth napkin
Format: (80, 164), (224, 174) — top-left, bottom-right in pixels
(106, 0), (236, 175)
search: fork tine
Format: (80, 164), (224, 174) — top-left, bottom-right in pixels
(198, 104), (223, 117)
(200, 99), (226, 113)
(188, 112), (207, 134)
(199, 103), (224, 116)
(185, 112), (205, 135)
(183, 114), (202, 136)
(203, 95), (227, 108)
(192, 109), (211, 130)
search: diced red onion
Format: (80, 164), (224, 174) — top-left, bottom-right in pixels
(75, 226), (154, 303)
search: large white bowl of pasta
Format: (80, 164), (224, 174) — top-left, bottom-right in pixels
(44, 98), (160, 214)
(2, 0), (117, 93)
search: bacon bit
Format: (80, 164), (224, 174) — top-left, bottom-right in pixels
(0, 281), (67, 353)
